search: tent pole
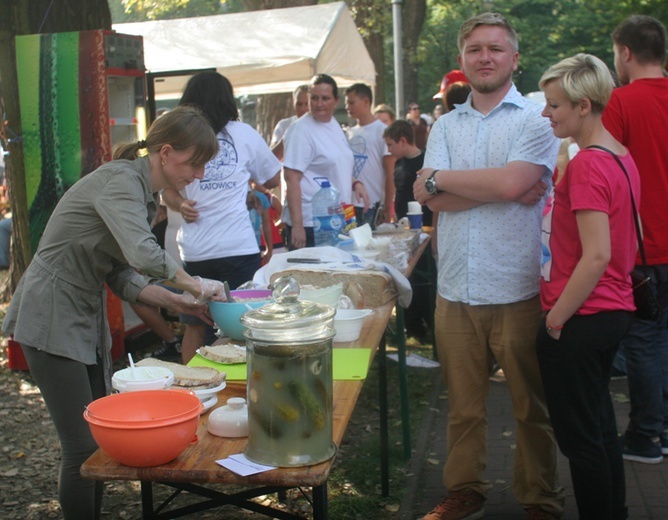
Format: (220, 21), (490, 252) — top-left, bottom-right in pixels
(392, 0), (404, 119)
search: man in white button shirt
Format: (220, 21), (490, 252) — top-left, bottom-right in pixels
(414, 12), (564, 520)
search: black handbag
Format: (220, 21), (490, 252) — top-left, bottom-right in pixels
(587, 145), (662, 321)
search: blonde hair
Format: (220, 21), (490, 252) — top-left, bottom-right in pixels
(539, 54), (614, 114)
(373, 103), (396, 121)
(113, 106), (218, 164)
(458, 12), (518, 52)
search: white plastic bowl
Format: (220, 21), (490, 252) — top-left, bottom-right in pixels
(333, 309), (373, 342)
(111, 366), (174, 393)
(300, 283), (344, 308)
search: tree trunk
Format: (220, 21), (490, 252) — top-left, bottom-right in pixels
(365, 31), (386, 105)
(0, 0), (111, 299)
(255, 93), (294, 144)
(401, 0), (427, 117)
(345, 0), (389, 105)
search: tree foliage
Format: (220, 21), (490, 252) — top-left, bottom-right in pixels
(110, 0), (229, 21)
(407, 0), (668, 115)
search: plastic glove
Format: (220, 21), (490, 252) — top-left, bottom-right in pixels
(170, 292), (214, 326)
(193, 276), (228, 304)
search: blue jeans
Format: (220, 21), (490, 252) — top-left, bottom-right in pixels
(536, 311), (632, 520)
(620, 264), (668, 439)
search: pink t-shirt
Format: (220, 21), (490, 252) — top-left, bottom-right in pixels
(540, 148), (640, 314)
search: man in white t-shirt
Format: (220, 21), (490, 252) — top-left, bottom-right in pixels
(270, 84), (309, 161)
(345, 83), (395, 226)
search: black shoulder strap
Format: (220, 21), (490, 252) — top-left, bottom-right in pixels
(585, 144), (646, 269)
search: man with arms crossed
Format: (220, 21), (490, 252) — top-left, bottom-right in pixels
(414, 13), (564, 520)
(602, 15), (668, 464)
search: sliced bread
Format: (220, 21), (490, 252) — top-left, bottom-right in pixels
(198, 344), (247, 364)
(136, 358), (225, 388)
(269, 268), (397, 307)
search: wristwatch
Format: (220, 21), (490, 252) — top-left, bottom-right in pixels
(425, 170), (439, 196)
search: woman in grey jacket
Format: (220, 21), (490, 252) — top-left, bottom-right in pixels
(2, 106), (225, 519)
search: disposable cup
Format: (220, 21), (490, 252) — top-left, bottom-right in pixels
(407, 213), (423, 229)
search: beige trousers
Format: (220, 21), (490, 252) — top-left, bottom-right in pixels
(435, 295), (565, 514)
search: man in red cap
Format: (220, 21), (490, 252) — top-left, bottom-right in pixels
(432, 69), (469, 100)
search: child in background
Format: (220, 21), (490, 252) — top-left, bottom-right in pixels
(247, 188), (273, 265)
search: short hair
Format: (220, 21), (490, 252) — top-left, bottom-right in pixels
(444, 82), (472, 112)
(383, 119), (415, 145)
(374, 103), (396, 121)
(310, 74), (338, 99)
(458, 12), (518, 53)
(179, 72), (239, 134)
(612, 15), (667, 65)
(539, 53), (614, 115)
(345, 83), (373, 104)
(293, 84), (309, 102)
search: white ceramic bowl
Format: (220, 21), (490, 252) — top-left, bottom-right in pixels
(111, 366), (174, 393)
(333, 309), (373, 342)
(300, 283), (343, 308)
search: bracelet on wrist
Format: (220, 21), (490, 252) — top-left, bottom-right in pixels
(546, 318), (564, 331)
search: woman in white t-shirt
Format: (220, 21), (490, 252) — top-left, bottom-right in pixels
(282, 74), (369, 249)
(162, 72), (281, 362)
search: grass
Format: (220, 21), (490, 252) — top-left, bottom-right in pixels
(314, 334), (439, 519)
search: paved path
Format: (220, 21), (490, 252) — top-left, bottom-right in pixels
(399, 370), (668, 519)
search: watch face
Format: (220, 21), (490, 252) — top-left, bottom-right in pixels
(426, 177), (437, 195)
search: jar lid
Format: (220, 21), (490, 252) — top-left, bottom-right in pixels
(241, 276), (335, 342)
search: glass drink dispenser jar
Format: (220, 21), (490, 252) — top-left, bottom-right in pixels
(240, 276), (337, 467)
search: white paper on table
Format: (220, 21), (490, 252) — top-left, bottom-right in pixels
(216, 453), (277, 476)
(387, 353), (440, 368)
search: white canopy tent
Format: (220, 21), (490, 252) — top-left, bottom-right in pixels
(113, 2), (376, 99)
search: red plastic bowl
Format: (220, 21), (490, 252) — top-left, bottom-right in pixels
(84, 389), (203, 467)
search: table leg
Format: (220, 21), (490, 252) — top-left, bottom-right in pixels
(378, 333), (389, 497)
(141, 481), (154, 520)
(395, 305), (412, 459)
(427, 249), (438, 359)
(312, 482), (328, 519)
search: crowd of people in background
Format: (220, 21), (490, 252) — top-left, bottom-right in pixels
(2, 8), (666, 520)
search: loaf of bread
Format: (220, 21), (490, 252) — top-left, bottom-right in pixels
(136, 358), (226, 389)
(198, 344), (247, 364)
(270, 268), (397, 307)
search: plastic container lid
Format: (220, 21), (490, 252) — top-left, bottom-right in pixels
(207, 397), (249, 438)
(111, 366), (174, 393)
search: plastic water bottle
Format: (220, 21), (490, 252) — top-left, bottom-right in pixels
(312, 177), (343, 247)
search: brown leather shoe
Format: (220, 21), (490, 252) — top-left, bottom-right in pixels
(422, 489), (485, 520)
(526, 506), (560, 519)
